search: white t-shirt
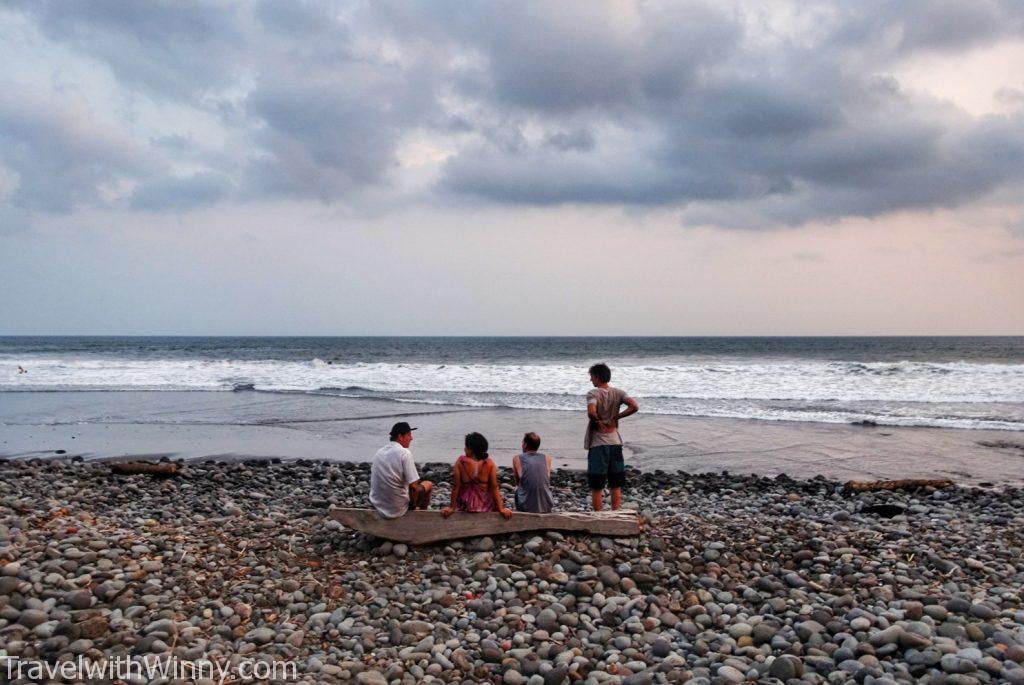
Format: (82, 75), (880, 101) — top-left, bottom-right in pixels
(369, 442), (420, 518)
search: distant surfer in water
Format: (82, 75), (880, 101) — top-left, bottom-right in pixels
(17, 365), (27, 374)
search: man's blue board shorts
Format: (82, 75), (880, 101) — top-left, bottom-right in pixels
(587, 444), (625, 490)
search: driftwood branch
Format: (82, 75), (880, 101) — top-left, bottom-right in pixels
(844, 478), (953, 492)
(328, 507), (640, 545)
(110, 462), (179, 477)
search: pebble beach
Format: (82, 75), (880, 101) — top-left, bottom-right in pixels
(2, 458), (1023, 685)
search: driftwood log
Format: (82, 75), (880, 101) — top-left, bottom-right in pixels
(844, 478), (954, 492)
(110, 462), (179, 477)
(328, 507), (641, 545)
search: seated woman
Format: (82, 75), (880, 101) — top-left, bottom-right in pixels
(513, 432), (554, 513)
(441, 432), (512, 519)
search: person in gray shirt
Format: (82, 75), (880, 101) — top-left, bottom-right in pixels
(513, 432), (554, 513)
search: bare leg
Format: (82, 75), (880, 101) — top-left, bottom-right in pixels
(409, 481), (433, 510)
(610, 487), (622, 511)
(591, 490), (604, 511)
(418, 481), (433, 509)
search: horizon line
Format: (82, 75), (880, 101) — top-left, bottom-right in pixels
(2, 333), (1023, 339)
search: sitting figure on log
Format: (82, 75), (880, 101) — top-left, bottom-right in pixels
(513, 432), (554, 513)
(442, 432), (512, 519)
(369, 421), (433, 518)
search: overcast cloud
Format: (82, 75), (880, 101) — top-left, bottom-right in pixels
(2, 0), (1022, 230)
(1, 1), (1023, 336)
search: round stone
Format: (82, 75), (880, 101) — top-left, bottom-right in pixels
(504, 670), (527, 685)
(769, 655), (804, 680)
(717, 665), (746, 684)
(18, 610), (50, 629)
(651, 638), (672, 658)
(64, 589), (93, 610)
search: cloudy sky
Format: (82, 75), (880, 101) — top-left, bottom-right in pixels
(1, 0), (1022, 335)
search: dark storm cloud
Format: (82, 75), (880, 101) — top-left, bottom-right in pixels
(996, 87), (1024, 107)
(445, 2), (740, 113)
(3, 0), (1024, 226)
(828, 0), (1024, 56)
(426, 1), (1024, 223)
(0, 88), (155, 213)
(242, 55), (441, 200)
(368, 1), (742, 117)
(545, 129), (596, 152)
(130, 172), (233, 211)
(10, 0), (246, 101)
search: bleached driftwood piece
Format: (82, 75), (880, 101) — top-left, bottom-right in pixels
(844, 478), (954, 492)
(328, 508), (640, 545)
(110, 462), (178, 477)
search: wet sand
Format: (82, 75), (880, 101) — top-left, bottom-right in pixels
(1, 390), (1022, 486)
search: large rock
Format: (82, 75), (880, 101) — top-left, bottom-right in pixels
(355, 671), (388, 685)
(868, 625), (904, 647)
(480, 639), (503, 663)
(18, 610), (50, 629)
(716, 665), (746, 684)
(64, 589), (93, 610)
(769, 655), (804, 680)
(401, 620), (433, 635)
(536, 608), (560, 632)
(77, 617), (109, 639)
(245, 627), (276, 645)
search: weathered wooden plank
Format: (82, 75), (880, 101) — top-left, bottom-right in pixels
(328, 507), (641, 544)
(110, 462), (178, 477)
(844, 478), (954, 492)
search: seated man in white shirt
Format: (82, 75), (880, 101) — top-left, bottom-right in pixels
(369, 422), (433, 518)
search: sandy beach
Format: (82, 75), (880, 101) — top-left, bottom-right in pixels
(1, 458), (1023, 684)
(2, 390), (1023, 487)
(2, 339), (1023, 683)
(5, 0), (1024, 678)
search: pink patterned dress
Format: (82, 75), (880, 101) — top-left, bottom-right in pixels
(455, 455), (498, 512)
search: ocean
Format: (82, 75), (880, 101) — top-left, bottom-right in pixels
(2, 336), (1023, 432)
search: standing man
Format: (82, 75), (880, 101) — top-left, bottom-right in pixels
(369, 422), (433, 518)
(585, 363), (639, 511)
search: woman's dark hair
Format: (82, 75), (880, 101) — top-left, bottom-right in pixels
(589, 363), (612, 383)
(464, 432), (489, 460)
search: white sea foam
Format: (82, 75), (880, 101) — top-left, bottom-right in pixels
(2, 356), (1023, 430)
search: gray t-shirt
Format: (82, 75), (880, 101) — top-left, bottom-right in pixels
(584, 386), (631, 449)
(514, 451), (554, 514)
(369, 442), (419, 518)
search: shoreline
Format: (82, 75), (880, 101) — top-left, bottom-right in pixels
(3, 390), (1023, 487)
(2, 452), (1022, 489)
(1, 459), (1023, 684)
(7, 384), (1022, 431)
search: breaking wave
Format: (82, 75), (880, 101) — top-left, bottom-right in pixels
(2, 356), (1023, 431)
